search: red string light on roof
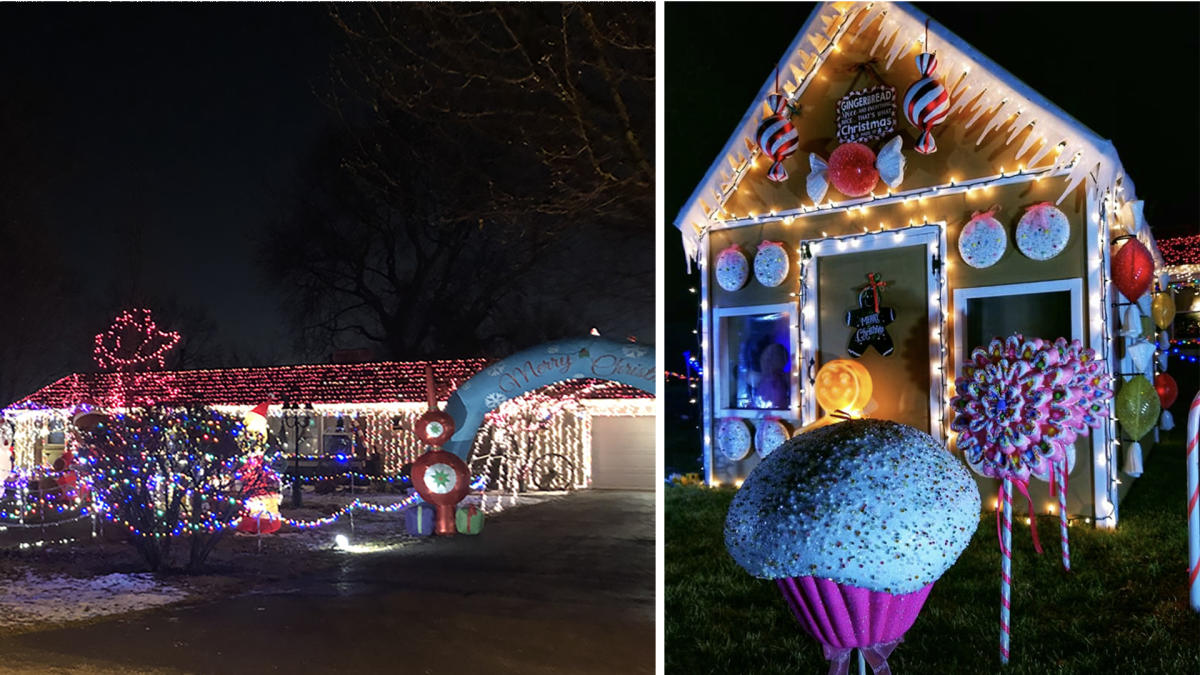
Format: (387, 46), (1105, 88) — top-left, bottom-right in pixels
(1157, 234), (1200, 267)
(93, 309), (181, 372)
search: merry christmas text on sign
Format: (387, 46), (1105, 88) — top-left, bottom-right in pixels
(836, 85), (896, 145)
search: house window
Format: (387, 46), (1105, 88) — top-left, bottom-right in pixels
(716, 306), (794, 411)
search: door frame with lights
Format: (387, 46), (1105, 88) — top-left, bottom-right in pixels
(795, 223), (949, 439)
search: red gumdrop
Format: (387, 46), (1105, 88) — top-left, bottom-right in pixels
(828, 143), (879, 198)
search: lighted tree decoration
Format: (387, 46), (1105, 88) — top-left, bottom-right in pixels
(74, 407), (265, 572)
(93, 309), (181, 372)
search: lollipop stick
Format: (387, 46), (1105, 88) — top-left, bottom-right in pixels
(857, 649), (866, 675)
(1000, 477), (1013, 665)
(1058, 460), (1070, 571)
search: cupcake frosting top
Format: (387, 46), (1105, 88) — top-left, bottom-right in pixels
(724, 419), (980, 594)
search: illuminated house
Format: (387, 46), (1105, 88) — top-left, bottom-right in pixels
(674, 2), (1169, 527)
(3, 359), (655, 490)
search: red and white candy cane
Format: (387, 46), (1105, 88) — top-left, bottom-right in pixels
(1058, 460), (1070, 572)
(1187, 390), (1199, 613)
(999, 477), (1013, 664)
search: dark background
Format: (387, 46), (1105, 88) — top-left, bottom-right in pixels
(665, 2), (1200, 473)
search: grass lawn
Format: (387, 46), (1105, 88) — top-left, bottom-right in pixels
(666, 430), (1200, 673)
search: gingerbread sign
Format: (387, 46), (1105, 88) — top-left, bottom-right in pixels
(845, 273), (895, 358)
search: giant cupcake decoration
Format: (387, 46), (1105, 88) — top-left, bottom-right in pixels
(726, 419), (979, 672)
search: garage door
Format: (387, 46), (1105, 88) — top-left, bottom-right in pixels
(590, 415), (655, 490)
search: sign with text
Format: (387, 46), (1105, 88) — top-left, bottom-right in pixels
(836, 85), (897, 145)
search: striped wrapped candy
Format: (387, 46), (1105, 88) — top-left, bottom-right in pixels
(756, 113), (799, 183)
(902, 52), (949, 155)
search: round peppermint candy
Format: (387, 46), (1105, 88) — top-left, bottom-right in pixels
(753, 241), (789, 287)
(422, 462), (459, 494)
(716, 246), (749, 291)
(1016, 203), (1070, 261)
(755, 419), (790, 458)
(958, 211), (1006, 269)
(717, 418), (753, 461)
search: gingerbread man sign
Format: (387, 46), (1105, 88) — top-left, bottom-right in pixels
(845, 273), (895, 358)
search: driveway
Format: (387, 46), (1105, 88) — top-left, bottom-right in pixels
(0, 490), (655, 674)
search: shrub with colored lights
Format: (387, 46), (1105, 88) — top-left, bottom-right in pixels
(74, 407), (267, 571)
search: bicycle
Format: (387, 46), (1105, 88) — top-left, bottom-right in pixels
(467, 432), (577, 494)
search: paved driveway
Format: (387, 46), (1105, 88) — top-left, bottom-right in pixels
(0, 491), (654, 674)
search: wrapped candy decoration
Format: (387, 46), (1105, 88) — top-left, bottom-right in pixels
(806, 136), (905, 203)
(902, 52), (949, 154)
(726, 420), (979, 674)
(1111, 237), (1154, 301)
(756, 93), (800, 183)
(1155, 372), (1179, 409)
(1151, 292), (1176, 330)
(1116, 375), (1159, 477)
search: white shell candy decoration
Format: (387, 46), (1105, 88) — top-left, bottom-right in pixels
(716, 245), (749, 291)
(958, 209), (1006, 269)
(717, 418), (753, 461)
(753, 241), (789, 287)
(1016, 202), (1070, 261)
(754, 419), (790, 458)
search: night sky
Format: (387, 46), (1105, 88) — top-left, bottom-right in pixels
(0, 3), (338, 363)
(665, 2), (1200, 376)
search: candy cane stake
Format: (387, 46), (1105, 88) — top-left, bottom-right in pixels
(1186, 391), (1199, 613)
(1059, 460), (1070, 572)
(1000, 477), (1013, 664)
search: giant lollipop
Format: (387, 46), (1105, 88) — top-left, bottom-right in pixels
(726, 419), (979, 673)
(756, 91), (800, 183)
(902, 51), (949, 154)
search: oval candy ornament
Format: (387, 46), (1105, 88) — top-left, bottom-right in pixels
(755, 419), (790, 458)
(754, 240), (789, 287)
(958, 209), (1007, 269)
(716, 245), (750, 291)
(717, 418), (753, 461)
(1016, 203), (1070, 261)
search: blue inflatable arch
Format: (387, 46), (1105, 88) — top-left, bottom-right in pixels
(442, 337), (655, 459)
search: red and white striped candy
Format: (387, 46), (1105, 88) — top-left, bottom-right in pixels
(757, 114), (799, 183)
(902, 52), (949, 155)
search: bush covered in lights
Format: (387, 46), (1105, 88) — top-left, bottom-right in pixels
(74, 406), (270, 572)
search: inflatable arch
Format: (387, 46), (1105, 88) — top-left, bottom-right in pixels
(442, 337), (655, 459)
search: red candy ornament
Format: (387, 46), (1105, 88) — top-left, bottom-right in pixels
(807, 136), (905, 203)
(1154, 372), (1178, 409)
(756, 92), (800, 183)
(1111, 237), (1154, 301)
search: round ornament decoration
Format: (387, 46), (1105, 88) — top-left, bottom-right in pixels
(715, 245), (750, 292)
(958, 209), (1007, 269)
(756, 94), (800, 183)
(411, 449), (471, 535)
(1154, 372), (1178, 409)
(414, 409), (456, 446)
(1151, 292), (1176, 330)
(807, 136), (905, 202)
(901, 52), (949, 154)
(1111, 237), (1154, 301)
(755, 419), (790, 458)
(753, 240), (790, 287)
(717, 417), (753, 461)
(1015, 203), (1070, 261)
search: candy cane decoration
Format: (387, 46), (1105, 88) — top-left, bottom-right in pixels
(1187, 390), (1199, 612)
(1000, 477), (1013, 664)
(1058, 460), (1070, 572)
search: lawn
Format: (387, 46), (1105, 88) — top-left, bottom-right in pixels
(665, 430), (1200, 673)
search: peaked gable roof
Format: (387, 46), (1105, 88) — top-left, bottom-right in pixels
(674, 2), (1145, 264)
(8, 359), (648, 411)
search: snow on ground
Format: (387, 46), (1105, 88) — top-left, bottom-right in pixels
(0, 571), (187, 629)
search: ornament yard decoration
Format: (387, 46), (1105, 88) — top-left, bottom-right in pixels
(674, 2), (1169, 535)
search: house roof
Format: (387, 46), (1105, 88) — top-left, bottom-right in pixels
(674, 2), (1149, 265)
(8, 359), (650, 411)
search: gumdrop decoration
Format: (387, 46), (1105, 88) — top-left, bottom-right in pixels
(1015, 203), (1070, 261)
(753, 240), (789, 287)
(902, 51), (949, 154)
(756, 84), (800, 182)
(715, 245), (750, 291)
(845, 273), (895, 358)
(807, 136), (905, 203)
(958, 208), (1007, 269)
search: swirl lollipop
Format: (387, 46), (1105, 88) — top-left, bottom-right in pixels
(902, 51), (949, 154)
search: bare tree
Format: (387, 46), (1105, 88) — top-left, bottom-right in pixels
(261, 3), (654, 360)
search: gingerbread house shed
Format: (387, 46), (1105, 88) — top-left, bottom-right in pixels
(675, 2), (1169, 527)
